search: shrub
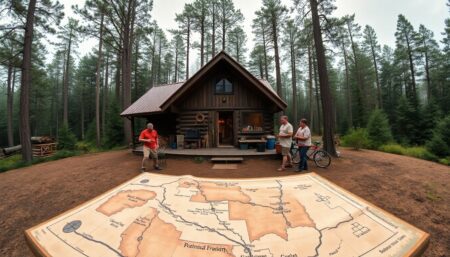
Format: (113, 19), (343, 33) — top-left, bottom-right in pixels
(57, 125), (77, 150)
(378, 144), (404, 155)
(366, 109), (393, 149)
(75, 141), (91, 153)
(439, 158), (450, 166)
(341, 128), (370, 150)
(426, 115), (450, 158)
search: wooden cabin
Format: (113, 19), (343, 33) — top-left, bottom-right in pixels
(121, 51), (287, 149)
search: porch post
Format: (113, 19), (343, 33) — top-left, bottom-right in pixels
(131, 116), (135, 149)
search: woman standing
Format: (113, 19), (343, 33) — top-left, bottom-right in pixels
(294, 119), (312, 172)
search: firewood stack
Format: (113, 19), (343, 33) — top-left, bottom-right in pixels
(31, 136), (57, 157)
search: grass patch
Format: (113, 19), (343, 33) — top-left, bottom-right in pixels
(0, 143), (129, 173)
(378, 144), (438, 161)
(424, 183), (442, 201)
(192, 157), (205, 164)
(0, 150), (85, 173)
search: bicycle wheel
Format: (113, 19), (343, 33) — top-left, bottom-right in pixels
(292, 149), (300, 164)
(313, 150), (331, 168)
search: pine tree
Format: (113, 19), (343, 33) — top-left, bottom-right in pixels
(227, 27), (247, 63)
(261, 0), (287, 101)
(366, 109), (393, 148)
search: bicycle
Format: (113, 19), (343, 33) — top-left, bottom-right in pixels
(290, 141), (332, 168)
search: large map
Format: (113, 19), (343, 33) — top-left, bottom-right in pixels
(26, 173), (429, 257)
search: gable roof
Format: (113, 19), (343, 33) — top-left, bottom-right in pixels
(120, 82), (184, 116)
(121, 51), (287, 117)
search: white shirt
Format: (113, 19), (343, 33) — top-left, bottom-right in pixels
(295, 126), (311, 146)
(278, 123), (293, 147)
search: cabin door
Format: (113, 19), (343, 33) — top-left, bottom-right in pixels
(216, 111), (234, 146)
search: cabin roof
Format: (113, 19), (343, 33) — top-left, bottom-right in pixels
(121, 51), (287, 117)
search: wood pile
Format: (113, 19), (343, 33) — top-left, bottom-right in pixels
(1, 137), (58, 158)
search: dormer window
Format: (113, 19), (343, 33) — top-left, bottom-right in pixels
(215, 78), (233, 94)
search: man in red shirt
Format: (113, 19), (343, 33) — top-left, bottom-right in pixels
(139, 123), (162, 171)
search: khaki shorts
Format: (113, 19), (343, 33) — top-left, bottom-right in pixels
(143, 146), (158, 159)
(281, 147), (291, 156)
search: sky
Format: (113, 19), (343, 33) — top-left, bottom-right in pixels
(58, 0), (448, 62)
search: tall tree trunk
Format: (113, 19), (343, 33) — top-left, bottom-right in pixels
(308, 45), (313, 126)
(313, 55), (321, 134)
(200, 18), (205, 67)
(258, 56), (263, 79)
(310, 0), (337, 156)
(6, 64), (14, 147)
(81, 91), (85, 140)
(290, 41), (298, 127)
(422, 41), (431, 102)
(367, 32), (382, 108)
(211, 2), (216, 56)
(95, 14), (104, 147)
(157, 36), (162, 84)
(270, 13), (282, 100)
(19, 0), (36, 162)
(405, 32), (417, 101)
(115, 51), (121, 103)
(122, 26), (132, 145)
(63, 29), (73, 127)
(261, 19), (269, 80)
(174, 44), (178, 82)
(186, 17), (190, 79)
(342, 41), (353, 127)
(134, 35), (139, 98)
(347, 22), (365, 124)
(102, 55), (109, 138)
(222, 7), (226, 50)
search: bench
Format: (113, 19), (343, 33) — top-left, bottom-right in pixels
(211, 157), (244, 163)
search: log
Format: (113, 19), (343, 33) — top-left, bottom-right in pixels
(3, 145), (22, 155)
(31, 136), (55, 144)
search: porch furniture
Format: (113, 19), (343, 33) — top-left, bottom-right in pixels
(211, 157), (244, 163)
(176, 135), (184, 149)
(184, 129), (202, 149)
(238, 139), (267, 151)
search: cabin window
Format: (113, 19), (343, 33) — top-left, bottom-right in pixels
(241, 112), (264, 132)
(215, 78), (233, 94)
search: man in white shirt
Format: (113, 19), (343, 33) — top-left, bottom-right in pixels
(294, 118), (312, 172)
(277, 115), (293, 171)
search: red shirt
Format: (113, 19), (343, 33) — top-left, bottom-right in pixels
(139, 129), (158, 149)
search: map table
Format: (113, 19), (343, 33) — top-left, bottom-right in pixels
(26, 173), (429, 257)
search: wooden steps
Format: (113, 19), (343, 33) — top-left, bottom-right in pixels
(210, 157), (244, 163)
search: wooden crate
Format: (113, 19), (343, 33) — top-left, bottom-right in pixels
(32, 143), (57, 157)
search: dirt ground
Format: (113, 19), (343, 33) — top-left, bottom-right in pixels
(0, 149), (449, 257)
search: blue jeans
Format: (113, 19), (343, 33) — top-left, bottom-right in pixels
(299, 146), (310, 171)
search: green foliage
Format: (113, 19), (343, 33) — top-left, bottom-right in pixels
(57, 125), (77, 150)
(426, 115), (450, 158)
(378, 144), (437, 161)
(103, 99), (124, 148)
(193, 156), (205, 164)
(75, 140), (101, 153)
(395, 97), (422, 145)
(341, 128), (370, 150)
(0, 150), (81, 173)
(366, 109), (393, 148)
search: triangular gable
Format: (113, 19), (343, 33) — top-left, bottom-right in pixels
(159, 51), (287, 111)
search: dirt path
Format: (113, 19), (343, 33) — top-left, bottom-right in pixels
(0, 149), (448, 257)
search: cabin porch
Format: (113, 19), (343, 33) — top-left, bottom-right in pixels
(132, 145), (278, 158)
